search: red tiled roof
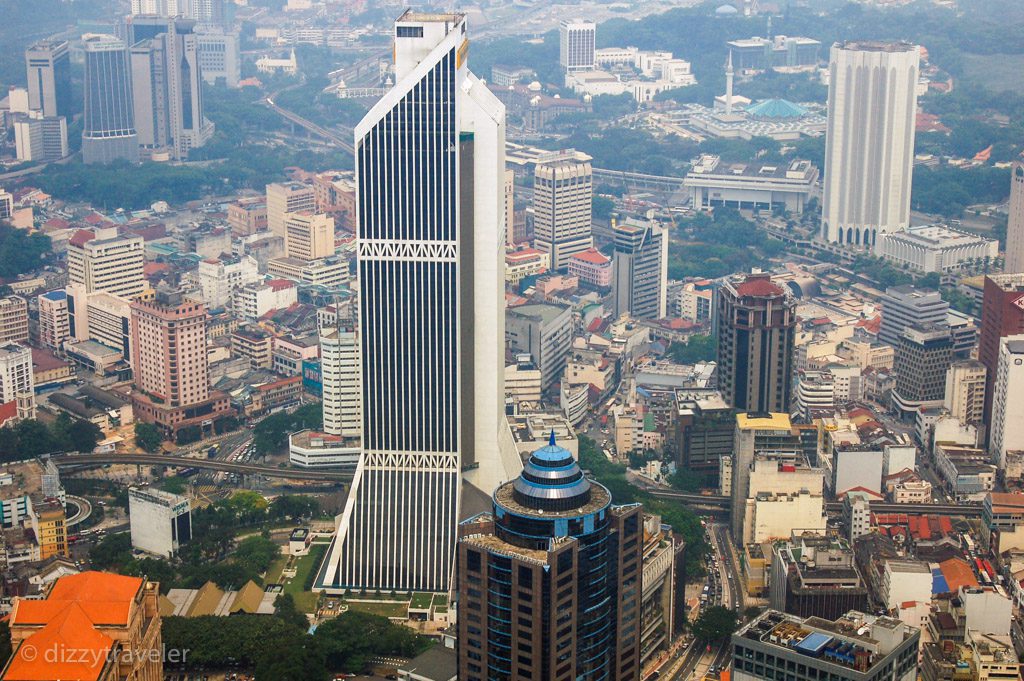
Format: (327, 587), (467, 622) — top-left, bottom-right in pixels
(31, 348), (68, 373)
(257, 376), (302, 391)
(506, 248), (544, 261)
(143, 262), (170, 276)
(0, 401), (17, 427)
(856, 315), (882, 334)
(68, 230), (96, 248)
(83, 213), (106, 225)
(570, 248), (610, 266)
(42, 217), (70, 230)
(735, 275), (783, 297)
(267, 279), (295, 291)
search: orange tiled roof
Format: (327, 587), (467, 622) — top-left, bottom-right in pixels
(6, 603), (115, 681)
(938, 557), (978, 593)
(6, 572), (143, 681)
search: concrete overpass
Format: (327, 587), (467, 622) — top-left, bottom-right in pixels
(50, 453), (353, 482)
(646, 488), (984, 518)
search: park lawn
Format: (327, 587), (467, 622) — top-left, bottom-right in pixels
(344, 600), (409, 618)
(281, 546), (325, 613)
(264, 556), (287, 585)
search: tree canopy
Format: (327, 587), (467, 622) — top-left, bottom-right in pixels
(692, 605), (739, 642)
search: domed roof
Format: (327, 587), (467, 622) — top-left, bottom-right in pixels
(746, 98), (808, 120)
(715, 3), (739, 14)
(511, 432), (592, 511)
(527, 80), (542, 91)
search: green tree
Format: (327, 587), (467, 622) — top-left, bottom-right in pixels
(593, 195), (615, 220)
(692, 605), (739, 642)
(232, 535), (280, 575)
(66, 419), (103, 453)
(0, 224), (51, 278)
(134, 422), (164, 452)
(90, 533), (133, 570)
(175, 425), (203, 445)
(270, 495), (320, 521)
(667, 335), (716, 363)
(274, 592), (310, 631)
(314, 611), (433, 673)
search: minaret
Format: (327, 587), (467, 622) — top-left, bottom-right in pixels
(725, 50), (735, 115)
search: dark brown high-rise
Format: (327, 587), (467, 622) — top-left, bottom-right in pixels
(979, 274), (1024, 440)
(456, 436), (643, 681)
(716, 273), (797, 413)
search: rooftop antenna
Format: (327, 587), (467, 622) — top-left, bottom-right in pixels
(549, 430), (557, 447)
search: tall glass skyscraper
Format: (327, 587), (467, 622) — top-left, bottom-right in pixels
(82, 35), (139, 165)
(316, 12), (520, 594)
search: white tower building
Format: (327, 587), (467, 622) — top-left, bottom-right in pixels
(559, 19), (596, 73)
(822, 42), (919, 250)
(1005, 159), (1024, 274)
(320, 320), (360, 439)
(317, 12), (520, 595)
(990, 335), (1024, 472)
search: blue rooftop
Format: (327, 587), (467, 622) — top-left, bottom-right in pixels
(42, 290), (67, 301)
(796, 632), (832, 655)
(932, 568), (949, 595)
(747, 98), (809, 120)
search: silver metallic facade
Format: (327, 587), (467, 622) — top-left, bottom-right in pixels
(317, 12), (517, 594)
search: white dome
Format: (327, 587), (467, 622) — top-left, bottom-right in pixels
(528, 80), (542, 91)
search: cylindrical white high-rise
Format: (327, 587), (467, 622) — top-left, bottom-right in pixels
(822, 41), (919, 250)
(1004, 160), (1024, 273)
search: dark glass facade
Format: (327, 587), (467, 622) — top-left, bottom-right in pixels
(458, 440), (643, 681)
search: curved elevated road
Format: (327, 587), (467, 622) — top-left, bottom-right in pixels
(49, 453), (353, 482)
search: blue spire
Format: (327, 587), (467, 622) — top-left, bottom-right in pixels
(549, 430), (556, 447)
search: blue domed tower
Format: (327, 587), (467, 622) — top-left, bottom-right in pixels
(457, 434), (643, 680)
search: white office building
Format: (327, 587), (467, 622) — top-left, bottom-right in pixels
(231, 279), (297, 320)
(67, 227), (146, 298)
(877, 224), (998, 273)
(0, 344), (35, 420)
(1006, 159), (1024, 274)
(289, 320), (361, 469)
(822, 42), (919, 250)
(990, 335), (1024, 472)
(128, 487), (191, 558)
(686, 154), (819, 215)
(559, 19), (596, 72)
(318, 12), (521, 595)
(320, 322), (359, 438)
(533, 149), (593, 271)
(195, 255), (260, 309)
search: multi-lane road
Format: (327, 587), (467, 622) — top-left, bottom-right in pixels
(645, 522), (741, 681)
